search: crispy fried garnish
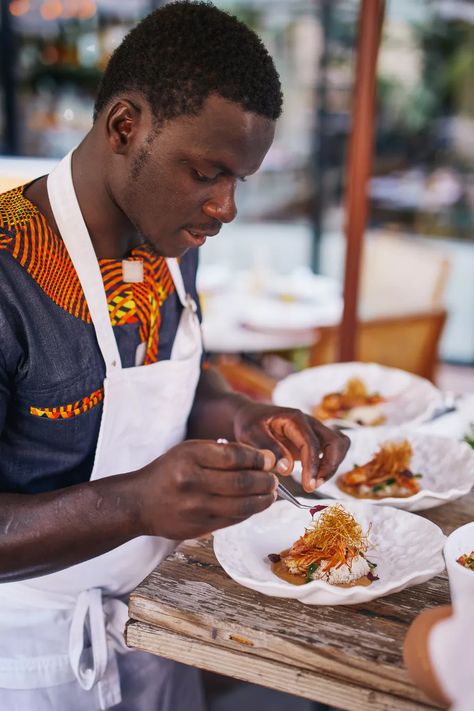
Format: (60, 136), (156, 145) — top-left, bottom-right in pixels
(344, 377), (369, 402)
(341, 440), (413, 486)
(284, 504), (370, 574)
(337, 440), (421, 498)
(312, 377), (385, 421)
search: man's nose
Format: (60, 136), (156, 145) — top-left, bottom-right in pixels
(202, 180), (237, 224)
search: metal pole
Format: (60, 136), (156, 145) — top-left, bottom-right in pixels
(338, 0), (385, 361)
(1, 0), (19, 154)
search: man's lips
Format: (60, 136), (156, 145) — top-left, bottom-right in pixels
(185, 226), (221, 238)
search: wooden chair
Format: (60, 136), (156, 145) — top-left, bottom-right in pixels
(309, 308), (448, 382)
(359, 234), (450, 318)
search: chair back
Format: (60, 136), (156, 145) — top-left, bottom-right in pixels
(359, 234), (450, 318)
(310, 308), (447, 382)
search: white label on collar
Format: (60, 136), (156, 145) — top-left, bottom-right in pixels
(122, 259), (144, 283)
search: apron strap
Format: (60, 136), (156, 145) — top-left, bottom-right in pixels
(47, 151), (122, 374)
(69, 589), (108, 691)
(69, 589), (128, 709)
(166, 257), (198, 313)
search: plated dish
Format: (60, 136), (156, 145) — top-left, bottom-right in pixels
(292, 429), (474, 511)
(336, 439), (422, 500)
(312, 377), (386, 426)
(213, 499), (445, 605)
(269, 503), (378, 587)
(273, 361), (441, 428)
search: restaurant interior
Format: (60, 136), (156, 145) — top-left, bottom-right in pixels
(1, 1), (474, 710)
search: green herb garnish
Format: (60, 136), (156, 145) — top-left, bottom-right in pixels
(414, 473), (423, 479)
(367, 559), (377, 569)
(384, 478), (396, 486)
(305, 562), (319, 583)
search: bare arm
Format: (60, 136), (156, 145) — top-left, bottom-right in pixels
(0, 441), (276, 583)
(0, 473), (143, 582)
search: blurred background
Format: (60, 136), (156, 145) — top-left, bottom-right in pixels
(1, 0), (473, 385)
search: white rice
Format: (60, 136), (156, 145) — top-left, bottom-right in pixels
(310, 555), (370, 584)
(345, 404), (384, 425)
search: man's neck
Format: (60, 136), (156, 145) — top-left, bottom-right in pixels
(25, 134), (142, 260)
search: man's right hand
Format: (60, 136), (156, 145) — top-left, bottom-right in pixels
(136, 439), (278, 540)
(0, 440), (277, 582)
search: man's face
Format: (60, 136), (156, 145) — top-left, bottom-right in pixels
(115, 95), (276, 257)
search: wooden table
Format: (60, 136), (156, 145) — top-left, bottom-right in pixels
(126, 488), (474, 711)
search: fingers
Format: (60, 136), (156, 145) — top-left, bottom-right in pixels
(311, 422), (350, 484)
(198, 467), (278, 497)
(192, 440), (276, 472)
(268, 415), (323, 492)
(266, 413), (350, 492)
(206, 493), (276, 521)
(236, 422), (292, 470)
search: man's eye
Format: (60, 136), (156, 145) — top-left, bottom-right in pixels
(193, 169), (214, 183)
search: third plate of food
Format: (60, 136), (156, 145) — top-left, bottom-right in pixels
(272, 361), (441, 428)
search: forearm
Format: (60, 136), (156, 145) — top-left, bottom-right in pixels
(0, 472), (144, 583)
(186, 366), (250, 441)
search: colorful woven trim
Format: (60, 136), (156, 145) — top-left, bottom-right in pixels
(1, 187), (176, 364)
(30, 387), (104, 419)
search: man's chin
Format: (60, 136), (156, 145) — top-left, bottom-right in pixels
(142, 236), (189, 259)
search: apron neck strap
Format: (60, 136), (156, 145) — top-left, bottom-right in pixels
(47, 151), (122, 373)
(165, 257), (191, 309)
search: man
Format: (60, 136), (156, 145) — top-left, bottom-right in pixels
(0, 2), (349, 709)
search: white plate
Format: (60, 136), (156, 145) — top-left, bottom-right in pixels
(292, 429), (474, 511)
(273, 361), (441, 428)
(213, 499), (445, 605)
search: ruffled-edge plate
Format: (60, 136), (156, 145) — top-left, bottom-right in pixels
(213, 499), (445, 605)
(272, 361), (441, 428)
(292, 429), (474, 511)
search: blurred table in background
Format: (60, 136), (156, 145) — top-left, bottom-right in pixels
(198, 265), (343, 354)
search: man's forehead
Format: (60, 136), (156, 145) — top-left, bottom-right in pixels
(162, 95), (275, 171)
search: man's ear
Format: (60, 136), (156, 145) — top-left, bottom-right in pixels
(105, 100), (142, 154)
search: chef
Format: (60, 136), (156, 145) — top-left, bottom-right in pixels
(0, 2), (349, 709)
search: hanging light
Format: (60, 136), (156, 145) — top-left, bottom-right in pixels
(9, 0), (30, 16)
(40, 0), (63, 20)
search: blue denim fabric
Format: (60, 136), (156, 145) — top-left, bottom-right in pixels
(0, 241), (201, 494)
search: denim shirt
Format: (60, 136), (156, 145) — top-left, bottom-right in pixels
(0, 185), (201, 494)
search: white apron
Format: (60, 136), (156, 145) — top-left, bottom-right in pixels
(0, 151), (203, 709)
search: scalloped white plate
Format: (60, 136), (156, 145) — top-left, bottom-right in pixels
(291, 429), (474, 511)
(272, 362), (441, 428)
(213, 500), (445, 605)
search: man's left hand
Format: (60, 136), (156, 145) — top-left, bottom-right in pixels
(233, 402), (350, 492)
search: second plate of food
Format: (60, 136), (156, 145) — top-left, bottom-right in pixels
(292, 429), (474, 511)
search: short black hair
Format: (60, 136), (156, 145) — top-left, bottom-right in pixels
(94, 1), (282, 123)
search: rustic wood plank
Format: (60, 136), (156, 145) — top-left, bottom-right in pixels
(126, 621), (441, 711)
